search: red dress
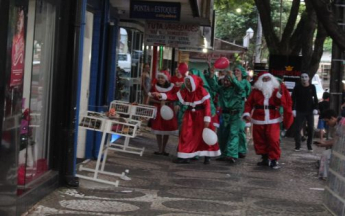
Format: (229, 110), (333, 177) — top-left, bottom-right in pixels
(161, 75), (221, 158)
(150, 83), (179, 135)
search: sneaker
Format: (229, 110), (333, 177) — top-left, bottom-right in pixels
(294, 148), (301, 152)
(308, 148), (314, 152)
(269, 160), (280, 169)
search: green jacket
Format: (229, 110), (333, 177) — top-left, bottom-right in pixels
(207, 75), (244, 111)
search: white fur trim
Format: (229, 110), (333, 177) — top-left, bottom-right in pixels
(204, 116), (211, 122)
(276, 91), (282, 99)
(185, 76), (196, 92)
(155, 83), (174, 92)
(178, 150), (221, 158)
(264, 98), (270, 122)
(213, 123), (220, 128)
(242, 113), (250, 118)
(251, 117), (282, 125)
(245, 122), (251, 127)
(176, 91), (211, 106)
(156, 72), (169, 81)
(160, 93), (167, 100)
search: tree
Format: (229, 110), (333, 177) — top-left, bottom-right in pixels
(310, 0), (345, 51)
(254, 0), (328, 78)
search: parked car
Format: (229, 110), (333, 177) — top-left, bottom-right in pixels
(117, 53), (131, 72)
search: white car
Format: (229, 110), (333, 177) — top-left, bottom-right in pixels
(117, 53), (131, 73)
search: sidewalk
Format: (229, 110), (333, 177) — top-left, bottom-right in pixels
(24, 132), (332, 216)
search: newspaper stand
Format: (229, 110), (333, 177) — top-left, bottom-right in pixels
(108, 101), (157, 156)
(76, 112), (138, 187)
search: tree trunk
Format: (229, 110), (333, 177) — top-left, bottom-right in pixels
(310, 0), (345, 51)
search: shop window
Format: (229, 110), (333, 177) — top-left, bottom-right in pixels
(18, 0), (56, 188)
(116, 27), (143, 102)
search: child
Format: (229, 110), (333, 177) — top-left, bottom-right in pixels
(151, 75), (221, 164)
(149, 70), (179, 156)
(317, 92), (330, 140)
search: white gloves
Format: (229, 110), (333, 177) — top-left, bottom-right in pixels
(313, 109), (319, 115)
(292, 110), (296, 117)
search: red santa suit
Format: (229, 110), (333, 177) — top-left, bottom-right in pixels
(149, 71), (179, 135)
(243, 72), (293, 161)
(160, 75), (221, 158)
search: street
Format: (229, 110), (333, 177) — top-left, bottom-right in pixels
(24, 132), (331, 216)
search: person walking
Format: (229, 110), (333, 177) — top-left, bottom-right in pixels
(141, 63), (151, 104)
(207, 69), (245, 163)
(243, 72), (293, 169)
(150, 75), (221, 164)
(292, 73), (319, 152)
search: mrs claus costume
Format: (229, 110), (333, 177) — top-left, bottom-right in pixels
(149, 70), (179, 135)
(159, 75), (221, 159)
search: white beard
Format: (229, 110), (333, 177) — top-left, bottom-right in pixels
(254, 75), (280, 98)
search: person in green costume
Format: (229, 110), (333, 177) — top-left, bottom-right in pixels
(234, 65), (251, 158)
(207, 68), (245, 163)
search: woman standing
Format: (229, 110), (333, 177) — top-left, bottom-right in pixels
(149, 70), (178, 156)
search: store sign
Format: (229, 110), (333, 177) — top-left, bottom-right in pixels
(269, 55), (302, 90)
(189, 52), (235, 62)
(144, 21), (203, 48)
(130, 1), (181, 21)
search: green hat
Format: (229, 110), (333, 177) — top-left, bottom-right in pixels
(235, 64), (248, 78)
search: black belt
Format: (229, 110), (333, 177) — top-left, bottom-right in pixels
(187, 105), (204, 110)
(255, 105), (277, 110)
(222, 109), (240, 115)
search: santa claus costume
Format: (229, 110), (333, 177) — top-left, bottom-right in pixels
(158, 75), (221, 164)
(149, 70), (179, 155)
(243, 72), (293, 169)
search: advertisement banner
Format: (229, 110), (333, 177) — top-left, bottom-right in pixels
(189, 51), (234, 62)
(10, 7), (26, 87)
(130, 1), (181, 21)
(269, 55), (302, 90)
(144, 21), (203, 48)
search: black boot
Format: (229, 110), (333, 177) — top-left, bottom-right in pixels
(238, 153), (246, 158)
(257, 154), (269, 166)
(204, 157), (210, 165)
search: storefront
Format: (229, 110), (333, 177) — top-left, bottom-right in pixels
(0, 0), (107, 214)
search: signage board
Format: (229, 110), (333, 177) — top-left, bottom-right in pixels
(269, 55), (302, 91)
(130, 0), (181, 21)
(188, 51), (234, 62)
(144, 21), (203, 48)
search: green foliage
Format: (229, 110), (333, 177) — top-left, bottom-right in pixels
(323, 37), (332, 52)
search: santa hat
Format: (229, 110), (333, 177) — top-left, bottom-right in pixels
(156, 70), (171, 81)
(254, 71), (269, 83)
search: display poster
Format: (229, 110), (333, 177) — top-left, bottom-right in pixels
(10, 7), (26, 87)
(144, 21), (203, 48)
(130, 0), (181, 21)
(188, 51), (234, 62)
(269, 55), (302, 90)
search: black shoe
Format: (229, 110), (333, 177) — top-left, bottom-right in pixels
(162, 152), (170, 156)
(191, 156), (199, 161)
(154, 151), (163, 155)
(204, 157), (210, 165)
(173, 158), (190, 164)
(257, 154), (269, 166)
(238, 153), (246, 158)
(257, 159), (269, 166)
(269, 160), (280, 169)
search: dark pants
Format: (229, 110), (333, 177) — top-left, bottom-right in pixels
(294, 111), (314, 149)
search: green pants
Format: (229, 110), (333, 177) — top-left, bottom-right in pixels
(218, 113), (245, 158)
(238, 120), (247, 154)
